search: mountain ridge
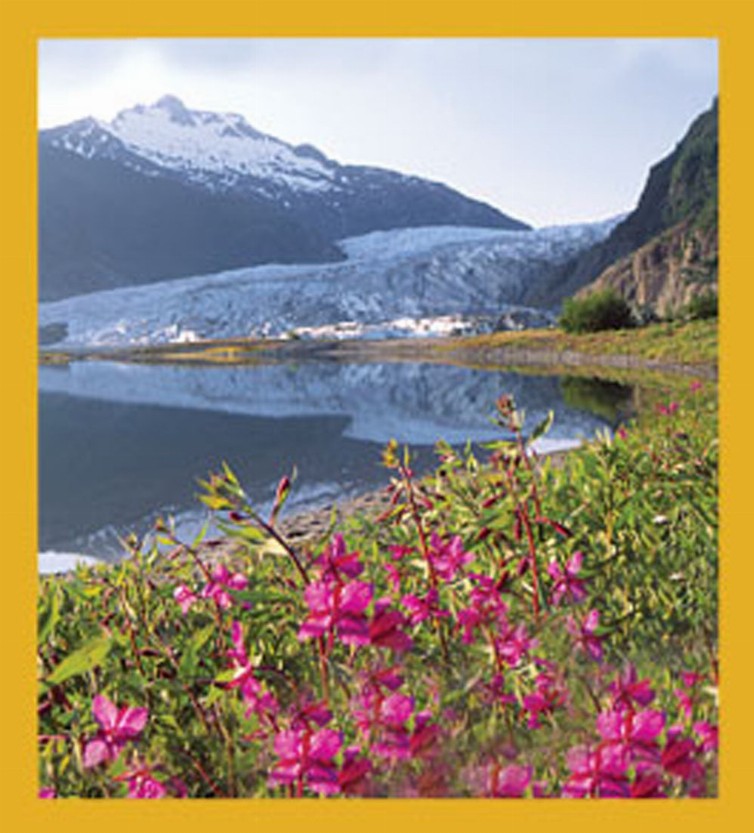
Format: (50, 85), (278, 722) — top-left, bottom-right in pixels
(39, 96), (529, 300)
(528, 99), (718, 315)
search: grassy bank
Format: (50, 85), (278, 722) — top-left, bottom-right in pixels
(37, 373), (718, 798)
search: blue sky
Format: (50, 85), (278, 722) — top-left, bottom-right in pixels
(38, 38), (718, 227)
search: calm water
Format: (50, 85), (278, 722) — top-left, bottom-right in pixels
(38, 360), (632, 565)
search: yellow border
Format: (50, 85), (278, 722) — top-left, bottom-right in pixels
(2, 1), (749, 831)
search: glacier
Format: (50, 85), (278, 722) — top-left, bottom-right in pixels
(39, 218), (620, 348)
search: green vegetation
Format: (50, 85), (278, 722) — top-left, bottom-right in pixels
(440, 319), (717, 367)
(684, 291), (718, 322)
(559, 290), (635, 334)
(38, 374), (717, 798)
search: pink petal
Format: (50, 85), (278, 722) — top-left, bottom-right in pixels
(567, 551), (584, 574)
(380, 693), (413, 727)
(83, 737), (110, 768)
(227, 572), (248, 591)
(596, 711), (622, 741)
(340, 581), (373, 615)
(117, 706), (148, 737)
(633, 710), (666, 742)
(310, 728), (342, 760)
(273, 729), (302, 759)
(92, 694), (118, 729)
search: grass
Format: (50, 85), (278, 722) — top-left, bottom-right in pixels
(437, 319), (717, 366)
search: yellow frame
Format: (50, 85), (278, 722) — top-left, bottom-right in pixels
(1, 2), (748, 831)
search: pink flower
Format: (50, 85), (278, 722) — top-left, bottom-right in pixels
(200, 564), (248, 610)
(630, 768), (666, 798)
(313, 534), (364, 582)
(661, 728), (699, 780)
(562, 744), (630, 798)
(298, 580), (373, 647)
(369, 599), (413, 652)
(38, 787), (56, 798)
(389, 544), (415, 561)
(427, 533), (475, 581)
(488, 763), (532, 797)
(268, 728), (342, 796)
(83, 695), (148, 768)
(352, 686), (415, 761)
(566, 609), (603, 661)
(119, 766), (168, 799)
(173, 584), (197, 614)
(693, 721), (719, 753)
(521, 671), (567, 728)
(547, 551), (587, 606)
(596, 709), (665, 764)
(495, 620), (537, 667)
(338, 746), (372, 796)
(401, 588), (449, 626)
(225, 622), (278, 718)
(607, 663), (655, 712)
(410, 710), (440, 759)
(690, 380), (703, 393)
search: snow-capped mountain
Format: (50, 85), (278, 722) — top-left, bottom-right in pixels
(39, 95), (528, 300)
(39, 219), (619, 348)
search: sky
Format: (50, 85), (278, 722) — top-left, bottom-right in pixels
(38, 38), (718, 227)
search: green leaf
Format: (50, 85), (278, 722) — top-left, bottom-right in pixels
(529, 410), (554, 444)
(47, 636), (112, 685)
(38, 588), (61, 644)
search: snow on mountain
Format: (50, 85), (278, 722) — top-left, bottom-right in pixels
(106, 95), (338, 193)
(46, 95), (337, 194)
(39, 219), (620, 348)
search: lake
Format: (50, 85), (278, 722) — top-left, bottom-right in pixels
(38, 359), (633, 569)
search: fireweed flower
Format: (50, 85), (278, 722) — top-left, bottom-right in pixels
(596, 709), (666, 765)
(116, 766), (168, 799)
(389, 544), (415, 561)
(487, 763), (532, 797)
(268, 727), (343, 796)
(494, 619), (537, 668)
(173, 583), (198, 614)
(427, 533), (475, 581)
(383, 563), (402, 593)
(521, 670), (568, 728)
(288, 697), (333, 730)
(401, 588), (449, 627)
(661, 726), (701, 780)
(409, 709), (441, 759)
(369, 598), (413, 652)
(225, 622), (279, 718)
(83, 695), (148, 768)
(312, 534), (364, 582)
(298, 579), (373, 647)
(200, 564), (248, 610)
(693, 721), (719, 753)
(562, 744), (630, 798)
(351, 684), (415, 761)
(607, 663), (656, 712)
(547, 551), (587, 606)
(675, 670), (704, 721)
(456, 573), (508, 644)
(338, 746), (373, 796)
(566, 609), (603, 661)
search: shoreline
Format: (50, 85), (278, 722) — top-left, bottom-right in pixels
(38, 323), (717, 380)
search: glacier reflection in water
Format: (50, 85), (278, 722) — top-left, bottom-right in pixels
(39, 360), (628, 563)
